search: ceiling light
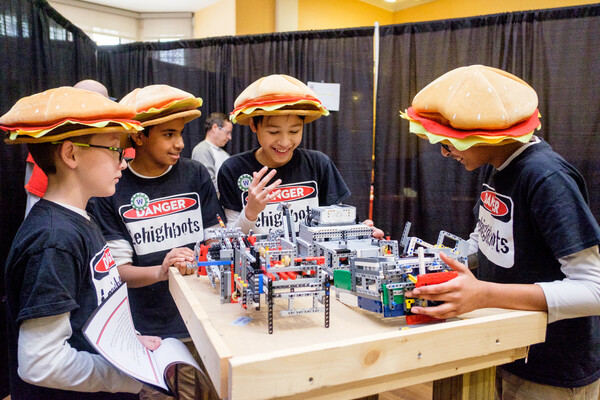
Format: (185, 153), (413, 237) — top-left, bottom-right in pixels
(384, 0), (396, 3)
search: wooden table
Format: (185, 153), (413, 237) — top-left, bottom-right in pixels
(169, 269), (546, 400)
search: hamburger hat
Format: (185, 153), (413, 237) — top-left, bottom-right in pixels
(401, 65), (541, 150)
(120, 84), (202, 128)
(0, 87), (142, 147)
(230, 74), (329, 126)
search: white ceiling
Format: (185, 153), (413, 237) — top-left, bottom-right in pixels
(78, 0), (431, 13)
(78, 0), (220, 13)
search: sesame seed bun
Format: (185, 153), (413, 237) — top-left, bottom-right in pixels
(0, 87), (142, 146)
(230, 74), (329, 125)
(412, 65), (538, 130)
(401, 65), (541, 150)
(120, 84), (202, 127)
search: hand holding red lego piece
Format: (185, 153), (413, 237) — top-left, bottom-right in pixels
(405, 252), (488, 319)
(244, 166), (282, 221)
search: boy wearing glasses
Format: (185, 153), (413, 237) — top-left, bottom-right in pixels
(2, 87), (162, 399)
(191, 111), (233, 195)
(402, 65), (600, 398)
(91, 84), (223, 400)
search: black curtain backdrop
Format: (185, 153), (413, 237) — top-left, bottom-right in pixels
(0, 0), (97, 395)
(97, 29), (375, 219)
(374, 4), (600, 243)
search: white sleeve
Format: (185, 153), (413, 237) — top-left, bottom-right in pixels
(536, 245), (600, 323)
(467, 230), (479, 256)
(18, 313), (142, 393)
(107, 239), (133, 266)
(203, 223), (221, 240)
(224, 208), (257, 234)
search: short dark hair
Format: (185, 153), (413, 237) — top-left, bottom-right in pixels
(205, 112), (229, 133)
(28, 134), (92, 175)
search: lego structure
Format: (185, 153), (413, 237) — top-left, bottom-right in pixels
(194, 204), (469, 333)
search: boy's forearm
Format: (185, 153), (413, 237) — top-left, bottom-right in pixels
(117, 263), (163, 288)
(19, 314), (142, 393)
(482, 281), (548, 312)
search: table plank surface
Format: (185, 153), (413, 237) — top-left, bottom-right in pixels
(169, 269), (546, 400)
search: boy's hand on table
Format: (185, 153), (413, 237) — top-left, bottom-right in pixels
(159, 247), (195, 279)
(405, 252), (489, 319)
(244, 166), (282, 221)
(138, 335), (162, 351)
(362, 219), (385, 239)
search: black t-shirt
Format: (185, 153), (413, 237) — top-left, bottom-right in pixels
(92, 158), (223, 337)
(474, 139), (600, 387)
(217, 148), (350, 234)
(5, 200), (130, 400)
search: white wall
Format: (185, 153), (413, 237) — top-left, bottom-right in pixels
(193, 0), (235, 39)
(48, 0), (193, 44)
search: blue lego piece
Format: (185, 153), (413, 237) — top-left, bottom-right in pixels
(357, 296), (383, 313)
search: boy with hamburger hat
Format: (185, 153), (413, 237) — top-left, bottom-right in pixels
(91, 84), (223, 400)
(1, 87), (162, 399)
(402, 65), (600, 398)
(218, 74), (352, 235)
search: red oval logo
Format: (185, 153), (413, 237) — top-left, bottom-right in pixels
(480, 191), (508, 216)
(123, 197), (197, 219)
(94, 248), (115, 273)
(268, 186), (315, 203)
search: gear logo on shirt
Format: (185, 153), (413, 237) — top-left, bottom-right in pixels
(237, 174), (252, 192)
(130, 192), (150, 211)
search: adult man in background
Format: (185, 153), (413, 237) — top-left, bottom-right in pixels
(191, 112), (232, 195)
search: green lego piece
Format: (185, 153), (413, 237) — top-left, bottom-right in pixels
(382, 284), (404, 306)
(333, 269), (352, 290)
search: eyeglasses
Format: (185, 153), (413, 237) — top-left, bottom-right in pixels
(51, 141), (126, 162)
(218, 126), (232, 135)
(440, 142), (452, 153)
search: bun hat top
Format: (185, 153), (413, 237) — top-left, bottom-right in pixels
(401, 65), (541, 150)
(120, 84), (203, 128)
(230, 74), (329, 126)
(0, 86), (142, 145)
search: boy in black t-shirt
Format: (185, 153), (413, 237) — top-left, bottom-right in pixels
(219, 74), (383, 237)
(402, 65), (600, 398)
(1, 87), (161, 399)
(91, 84), (223, 400)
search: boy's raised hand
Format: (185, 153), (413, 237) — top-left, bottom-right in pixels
(405, 252), (489, 319)
(244, 166), (282, 221)
(159, 247), (195, 279)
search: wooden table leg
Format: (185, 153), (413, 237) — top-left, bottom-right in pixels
(433, 366), (496, 400)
